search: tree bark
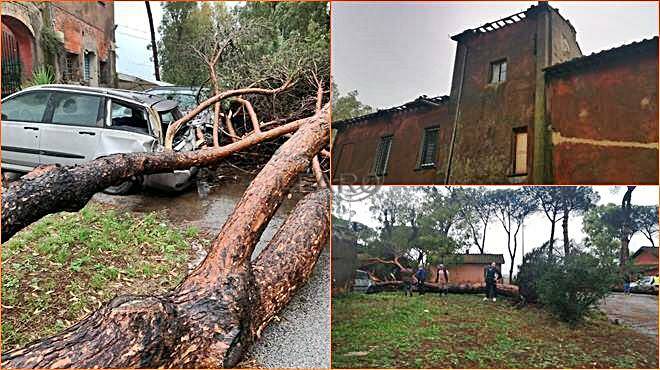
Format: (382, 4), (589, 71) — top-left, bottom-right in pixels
(2, 105), (330, 368)
(369, 281), (520, 299)
(548, 211), (556, 259)
(145, 1), (160, 81)
(2, 106), (328, 241)
(562, 206), (570, 256)
(619, 186), (636, 267)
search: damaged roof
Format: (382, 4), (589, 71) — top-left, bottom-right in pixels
(333, 95), (449, 129)
(544, 36), (659, 77)
(450, 2), (575, 42)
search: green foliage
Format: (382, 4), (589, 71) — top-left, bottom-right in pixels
(515, 245), (554, 303)
(332, 81), (374, 121)
(536, 251), (617, 325)
(40, 26), (63, 60)
(158, 2), (329, 121)
(22, 65), (56, 88)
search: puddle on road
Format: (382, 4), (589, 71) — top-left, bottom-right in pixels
(91, 175), (308, 259)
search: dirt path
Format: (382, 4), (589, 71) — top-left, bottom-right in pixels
(598, 292), (658, 341)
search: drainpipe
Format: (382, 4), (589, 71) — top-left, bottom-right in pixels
(445, 44), (469, 184)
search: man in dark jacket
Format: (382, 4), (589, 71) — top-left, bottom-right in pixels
(483, 262), (501, 302)
(400, 266), (415, 297)
(415, 266), (428, 295)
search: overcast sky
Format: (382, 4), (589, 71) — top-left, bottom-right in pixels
(333, 186), (659, 276)
(331, 1), (659, 109)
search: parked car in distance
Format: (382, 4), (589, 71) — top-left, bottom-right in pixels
(630, 276), (654, 289)
(1, 85), (198, 194)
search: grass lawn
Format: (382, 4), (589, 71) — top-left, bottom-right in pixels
(1, 204), (210, 351)
(332, 293), (658, 368)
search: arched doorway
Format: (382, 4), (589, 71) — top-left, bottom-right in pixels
(1, 15), (35, 96)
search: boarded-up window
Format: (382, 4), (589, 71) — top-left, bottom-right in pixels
(373, 135), (393, 176)
(490, 59), (507, 83)
(419, 127), (439, 168)
(514, 129), (527, 175)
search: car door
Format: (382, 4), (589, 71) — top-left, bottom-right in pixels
(39, 91), (103, 166)
(0, 90), (51, 170)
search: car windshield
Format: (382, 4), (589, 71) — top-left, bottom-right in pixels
(154, 93), (199, 111)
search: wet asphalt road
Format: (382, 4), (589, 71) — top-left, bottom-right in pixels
(598, 292), (658, 341)
(92, 177), (329, 367)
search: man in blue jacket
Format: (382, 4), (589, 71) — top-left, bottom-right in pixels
(415, 266), (428, 295)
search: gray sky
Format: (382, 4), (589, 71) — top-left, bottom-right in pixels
(114, 1), (165, 82)
(114, 1), (241, 82)
(333, 186), (659, 276)
(331, 1), (659, 109)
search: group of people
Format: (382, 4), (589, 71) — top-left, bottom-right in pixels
(399, 261), (502, 301)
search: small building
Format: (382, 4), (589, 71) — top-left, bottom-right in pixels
(1, 1), (117, 96)
(430, 254), (505, 284)
(630, 246), (659, 276)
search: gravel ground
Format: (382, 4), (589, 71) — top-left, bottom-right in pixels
(246, 246), (330, 368)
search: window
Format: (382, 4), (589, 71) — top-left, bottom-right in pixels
(64, 53), (78, 81)
(513, 129), (527, 175)
(418, 127), (439, 168)
(83, 52), (92, 81)
(373, 135), (393, 176)
(1, 92), (51, 122)
(109, 100), (149, 134)
(490, 59), (507, 84)
(50, 93), (102, 127)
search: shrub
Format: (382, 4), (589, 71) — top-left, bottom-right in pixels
(515, 245), (554, 303)
(22, 66), (56, 88)
(536, 251), (617, 325)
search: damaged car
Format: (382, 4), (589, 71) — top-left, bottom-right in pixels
(1, 84), (201, 194)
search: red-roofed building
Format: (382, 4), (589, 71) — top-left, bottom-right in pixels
(631, 246), (659, 276)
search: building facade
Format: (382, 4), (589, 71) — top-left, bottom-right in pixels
(631, 246), (659, 276)
(1, 1), (116, 96)
(428, 254), (505, 284)
(332, 2), (659, 185)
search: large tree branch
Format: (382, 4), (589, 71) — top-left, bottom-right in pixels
(2, 105), (328, 241)
(165, 80), (294, 149)
(2, 104), (330, 369)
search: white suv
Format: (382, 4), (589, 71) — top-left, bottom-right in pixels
(1, 85), (198, 193)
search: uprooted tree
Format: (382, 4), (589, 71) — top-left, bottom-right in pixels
(1, 95), (330, 367)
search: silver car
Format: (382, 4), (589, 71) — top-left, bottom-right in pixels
(1, 85), (198, 193)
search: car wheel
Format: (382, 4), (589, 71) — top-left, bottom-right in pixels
(103, 180), (135, 195)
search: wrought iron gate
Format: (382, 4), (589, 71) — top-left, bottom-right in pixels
(2, 26), (22, 97)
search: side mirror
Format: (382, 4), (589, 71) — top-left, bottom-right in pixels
(1, 113), (7, 120)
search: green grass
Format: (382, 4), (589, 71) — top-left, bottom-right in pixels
(332, 293), (658, 368)
(1, 204), (209, 351)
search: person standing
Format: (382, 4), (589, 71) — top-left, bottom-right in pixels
(400, 266), (415, 297)
(483, 262), (501, 302)
(436, 263), (449, 296)
(623, 272), (632, 296)
(415, 265), (428, 295)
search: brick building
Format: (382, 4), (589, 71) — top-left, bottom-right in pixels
(332, 2), (659, 185)
(1, 1), (116, 96)
(630, 246), (658, 276)
(429, 254), (505, 285)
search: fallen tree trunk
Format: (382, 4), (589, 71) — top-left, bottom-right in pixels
(368, 281), (520, 298)
(2, 105), (328, 241)
(1, 104), (330, 368)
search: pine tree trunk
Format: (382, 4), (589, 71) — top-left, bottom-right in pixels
(1, 107), (330, 368)
(2, 108), (327, 241)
